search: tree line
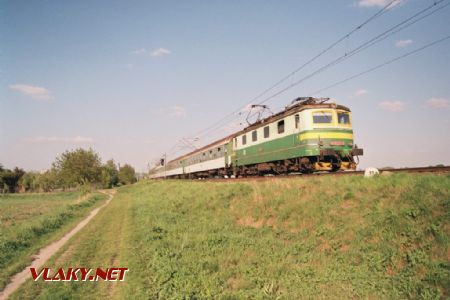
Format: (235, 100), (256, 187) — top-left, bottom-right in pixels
(0, 148), (137, 193)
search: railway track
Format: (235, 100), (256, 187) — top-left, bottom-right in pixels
(200, 166), (450, 182)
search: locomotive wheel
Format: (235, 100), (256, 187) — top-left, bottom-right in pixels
(299, 157), (313, 174)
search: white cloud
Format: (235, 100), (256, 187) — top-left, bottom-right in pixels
(131, 48), (146, 55)
(379, 101), (405, 112)
(131, 47), (171, 57)
(395, 39), (413, 48)
(358, 0), (403, 7)
(24, 136), (95, 144)
(358, 0), (405, 9)
(358, 0), (388, 7)
(9, 84), (53, 101)
(168, 106), (186, 117)
(426, 97), (450, 109)
(150, 48), (171, 57)
(354, 89), (368, 97)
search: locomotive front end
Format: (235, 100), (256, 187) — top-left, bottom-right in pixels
(301, 106), (363, 171)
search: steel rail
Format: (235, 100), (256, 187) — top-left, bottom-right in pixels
(158, 166), (450, 182)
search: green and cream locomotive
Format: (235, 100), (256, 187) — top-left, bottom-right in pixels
(149, 97), (363, 178)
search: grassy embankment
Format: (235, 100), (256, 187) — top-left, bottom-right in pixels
(0, 191), (107, 289)
(11, 174), (450, 299)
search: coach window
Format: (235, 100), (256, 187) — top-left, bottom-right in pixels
(277, 120), (285, 134)
(242, 134), (247, 145)
(252, 130), (257, 142)
(295, 114), (300, 129)
(218, 147), (221, 152)
(264, 126), (269, 138)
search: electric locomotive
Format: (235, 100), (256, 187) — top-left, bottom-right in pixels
(149, 97), (363, 178)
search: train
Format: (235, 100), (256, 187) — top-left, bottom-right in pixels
(149, 97), (363, 179)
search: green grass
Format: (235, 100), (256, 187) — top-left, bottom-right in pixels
(0, 191), (107, 290)
(11, 174), (450, 299)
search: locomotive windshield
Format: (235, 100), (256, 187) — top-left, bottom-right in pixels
(338, 112), (350, 124)
(313, 112), (333, 123)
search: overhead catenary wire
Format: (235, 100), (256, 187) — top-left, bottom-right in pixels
(262, 35), (450, 112)
(179, 1), (399, 141)
(342, 1), (450, 58)
(253, 0), (449, 107)
(264, 34), (450, 113)
(243, 1), (450, 121)
(161, 2), (400, 159)
(309, 34), (450, 95)
(244, 0), (401, 105)
(193, 0), (450, 140)
(159, 0), (448, 162)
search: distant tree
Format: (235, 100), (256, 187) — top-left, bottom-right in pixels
(37, 169), (61, 192)
(20, 171), (40, 192)
(0, 164), (4, 193)
(52, 148), (102, 188)
(1, 167), (25, 193)
(118, 164), (137, 185)
(100, 159), (119, 188)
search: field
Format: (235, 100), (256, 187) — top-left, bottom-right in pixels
(0, 191), (107, 290)
(7, 173), (450, 299)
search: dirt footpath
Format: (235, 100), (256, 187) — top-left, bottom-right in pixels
(0, 190), (115, 300)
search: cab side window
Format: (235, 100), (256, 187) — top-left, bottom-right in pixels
(264, 126), (270, 138)
(277, 120), (285, 134)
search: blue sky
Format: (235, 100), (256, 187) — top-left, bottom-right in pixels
(1, 0), (449, 172)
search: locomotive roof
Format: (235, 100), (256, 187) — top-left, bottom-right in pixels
(166, 101), (350, 164)
(240, 102), (350, 134)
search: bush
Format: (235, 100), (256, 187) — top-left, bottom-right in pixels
(119, 164), (137, 185)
